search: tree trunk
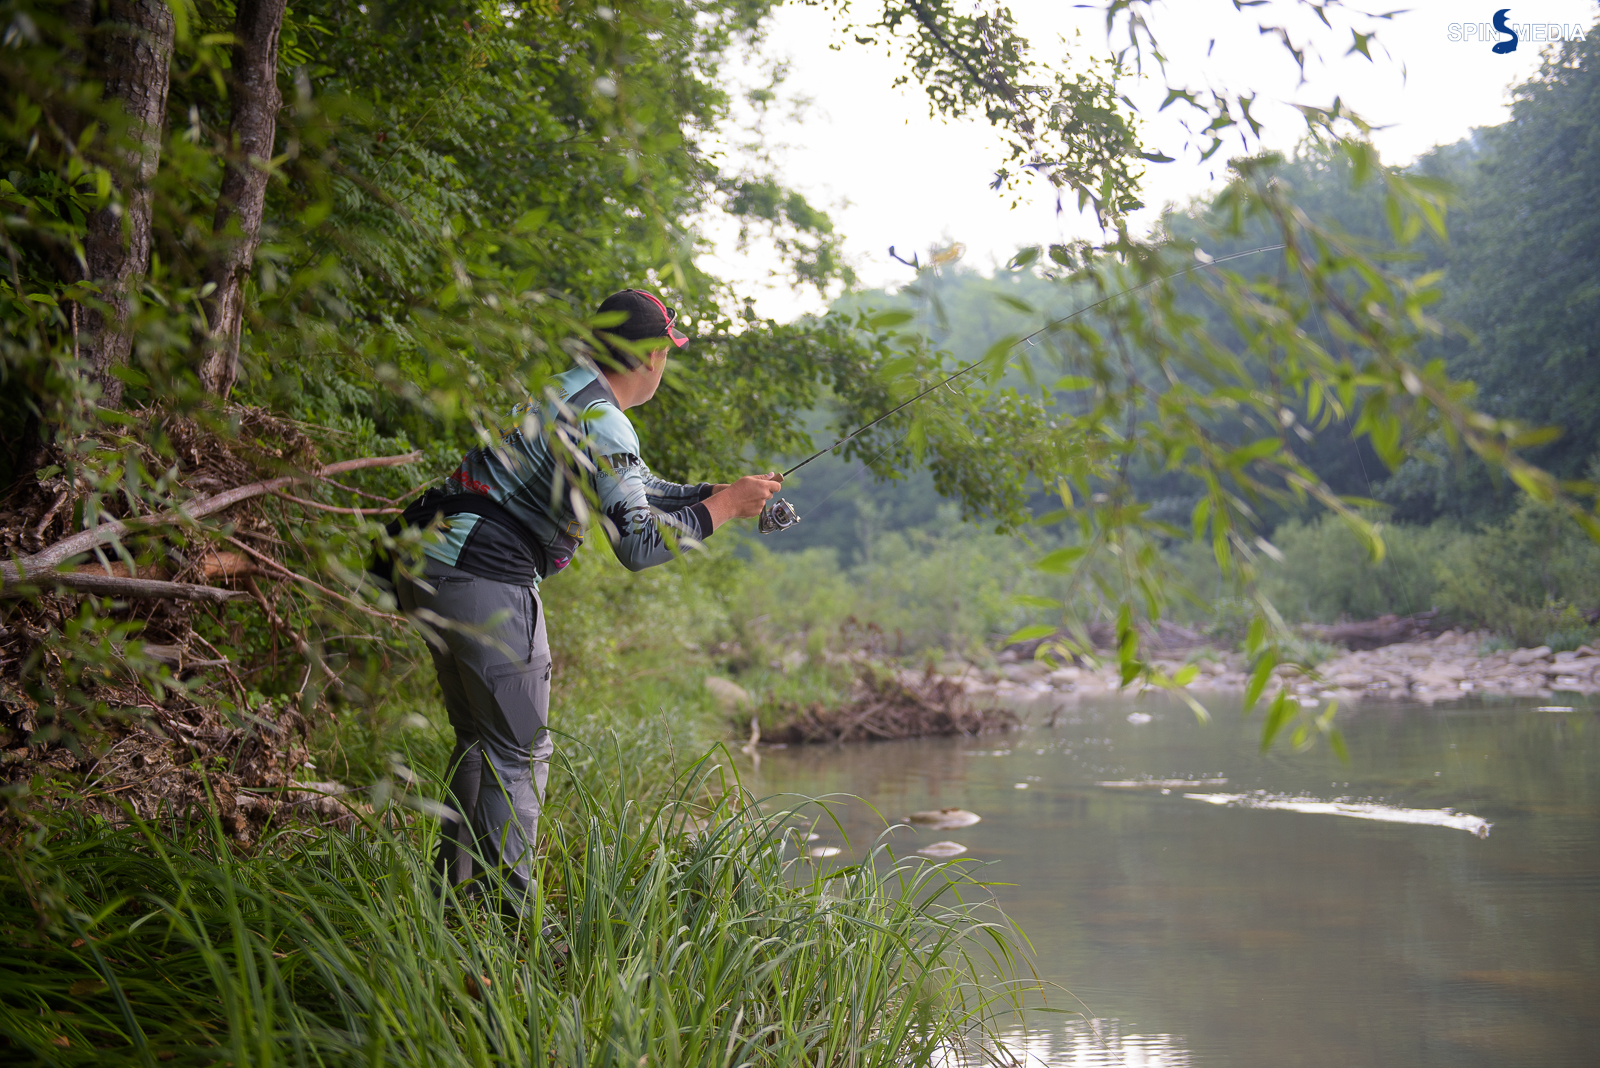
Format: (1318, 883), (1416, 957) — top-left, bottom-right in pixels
(80, 0), (175, 409)
(198, 0), (288, 400)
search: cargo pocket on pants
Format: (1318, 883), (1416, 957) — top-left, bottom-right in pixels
(485, 655), (552, 751)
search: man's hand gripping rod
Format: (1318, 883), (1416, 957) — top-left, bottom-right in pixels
(757, 244), (1286, 533)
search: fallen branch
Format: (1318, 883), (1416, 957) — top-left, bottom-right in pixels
(30, 488), (69, 547)
(1, 450), (421, 585)
(142, 643), (231, 668)
(246, 577), (344, 697)
(245, 576), (311, 657)
(190, 630), (252, 707)
(275, 490), (403, 516)
(321, 475), (436, 505)
(0, 572), (248, 603)
(225, 535), (404, 623)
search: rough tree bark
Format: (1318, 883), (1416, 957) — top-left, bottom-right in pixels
(79, 0), (176, 409)
(198, 0), (288, 400)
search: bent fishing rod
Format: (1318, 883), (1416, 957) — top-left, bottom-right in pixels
(757, 242), (1287, 534)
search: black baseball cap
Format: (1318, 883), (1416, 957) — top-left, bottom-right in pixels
(595, 289), (688, 349)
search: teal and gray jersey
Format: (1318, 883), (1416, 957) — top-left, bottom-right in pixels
(422, 364), (714, 584)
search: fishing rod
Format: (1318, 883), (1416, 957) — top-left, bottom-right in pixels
(757, 242), (1288, 534)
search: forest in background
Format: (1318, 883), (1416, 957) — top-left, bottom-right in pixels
(767, 41), (1600, 653)
(0, 0), (1597, 1062)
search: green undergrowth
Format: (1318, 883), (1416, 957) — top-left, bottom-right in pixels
(0, 754), (1026, 1066)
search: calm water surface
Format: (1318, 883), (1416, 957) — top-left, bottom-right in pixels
(752, 697), (1599, 1067)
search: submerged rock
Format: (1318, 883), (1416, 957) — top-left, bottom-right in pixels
(917, 841), (969, 858)
(908, 807), (981, 829)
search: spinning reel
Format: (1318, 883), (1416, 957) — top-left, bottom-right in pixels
(758, 497), (801, 535)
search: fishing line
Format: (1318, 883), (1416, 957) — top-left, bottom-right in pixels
(759, 242), (1287, 533)
(803, 433), (912, 516)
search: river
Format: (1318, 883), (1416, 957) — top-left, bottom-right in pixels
(750, 696), (1599, 1067)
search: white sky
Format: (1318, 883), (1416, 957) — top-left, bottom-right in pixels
(699, 0), (1599, 320)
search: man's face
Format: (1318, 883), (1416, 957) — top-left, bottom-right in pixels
(636, 348), (669, 402)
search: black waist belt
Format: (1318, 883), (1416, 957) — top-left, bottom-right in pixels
(372, 489), (548, 584)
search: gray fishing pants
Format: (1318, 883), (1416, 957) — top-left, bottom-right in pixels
(397, 559), (552, 907)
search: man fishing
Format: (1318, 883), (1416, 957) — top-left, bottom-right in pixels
(394, 288), (780, 912)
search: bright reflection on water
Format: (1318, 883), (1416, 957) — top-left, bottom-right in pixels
(752, 697), (1600, 1068)
(988, 1021), (1192, 1067)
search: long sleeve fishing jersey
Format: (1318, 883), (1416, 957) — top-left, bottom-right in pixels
(420, 364), (715, 585)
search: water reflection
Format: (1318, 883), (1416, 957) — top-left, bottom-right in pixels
(754, 698), (1600, 1068)
(1183, 791), (1493, 837)
(995, 1021), (1193, 1067)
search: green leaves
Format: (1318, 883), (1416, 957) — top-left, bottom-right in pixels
(1243, 651), (1275, 713)
(1034, 546), (1089, 575)
(1258, 691), (1297, 752)
(1224, 438), (1281, 468)
(1008, 247), (1040, 271)
(1004, 623), (1057, 645)
(866, 309), (916, 330)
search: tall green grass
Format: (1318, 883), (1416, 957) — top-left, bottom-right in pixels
(1, 751), (1026, 1067)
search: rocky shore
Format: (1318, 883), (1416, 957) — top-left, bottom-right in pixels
(930, 631), (1600, 708)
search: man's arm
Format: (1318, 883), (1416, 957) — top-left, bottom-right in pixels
(621, 456), (777, 533)
(596, 459), (780, 570)
(631, 462), (714, 511)
(597, 457), (715, 572)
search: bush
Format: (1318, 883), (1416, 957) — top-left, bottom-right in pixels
(734, 513), (1067, 664)
(1434, 499), (1600, 646)
(1256, 514), (1466, 622)
(1179, 499), (1600, 647)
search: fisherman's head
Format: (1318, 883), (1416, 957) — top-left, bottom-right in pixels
(594, 289), (687, 405)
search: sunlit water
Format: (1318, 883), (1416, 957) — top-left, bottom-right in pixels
(751, 697), (1600, 1067)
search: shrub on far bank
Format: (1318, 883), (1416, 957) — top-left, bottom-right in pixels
(733, 515), (1062, 665)
(1218, 500), (1600, 648)
(1257, 515), (1463, 622)
(1433, 500), (1600, 647)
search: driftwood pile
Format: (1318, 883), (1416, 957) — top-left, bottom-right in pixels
(1300, 610), (1449, 651)
(765, 666), (1019, 745)
(0, 408), (423, 840)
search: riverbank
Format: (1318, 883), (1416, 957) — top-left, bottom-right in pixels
(916, 632), (1600, 710)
